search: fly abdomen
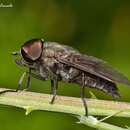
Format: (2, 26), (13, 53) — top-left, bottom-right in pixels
(86, 76), (120, 98)
(71, 72), (120, 98)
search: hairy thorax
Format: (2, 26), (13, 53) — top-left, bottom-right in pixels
(37, 42), (80, 81)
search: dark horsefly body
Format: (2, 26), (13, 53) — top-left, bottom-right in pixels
(1, 38), (130, 116)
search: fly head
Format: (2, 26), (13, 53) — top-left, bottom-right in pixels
(21, 38), (44, 63)
(12, 38), (44, 69)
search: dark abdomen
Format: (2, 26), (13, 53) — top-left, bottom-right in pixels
(70, 72), (120, 98)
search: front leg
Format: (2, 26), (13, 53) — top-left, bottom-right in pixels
(24, 68), (31, 91)
(0, 72), (26, 94)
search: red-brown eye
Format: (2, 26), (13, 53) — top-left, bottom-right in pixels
(21, 39), (43, 62)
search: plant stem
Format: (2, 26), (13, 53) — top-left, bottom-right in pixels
(0, 87), (130, 130)
(78, 116), (128, 130)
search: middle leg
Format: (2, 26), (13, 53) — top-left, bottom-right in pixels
(50, 78), (58, 104)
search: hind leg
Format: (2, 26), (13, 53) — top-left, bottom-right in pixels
(81, 72), (88, 116)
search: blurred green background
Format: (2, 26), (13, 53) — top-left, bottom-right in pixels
(0, 0), (130, 129)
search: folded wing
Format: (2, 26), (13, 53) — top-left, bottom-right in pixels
(56, 54), (130, 86)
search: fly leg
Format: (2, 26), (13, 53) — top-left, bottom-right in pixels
(50, 80), (54, 94)
(0, 72), (26, 94)
(24, 68), (31, 91)
(50, 77), (58, 104)
(50, 79), (58, 93)
(81, 72), (88, 116)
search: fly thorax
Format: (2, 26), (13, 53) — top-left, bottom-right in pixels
(44, 48), (55, 57)
(39, 65), (49, 80)
(60, 66), (80, 82)
(43, 57), (57, 68)
(60, 70), (70, 81)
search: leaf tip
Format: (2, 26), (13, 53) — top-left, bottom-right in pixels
(89, 91), (97, 99)
(23, 106), (34, 115)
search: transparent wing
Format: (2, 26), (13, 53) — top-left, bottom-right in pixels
(57, 54), (130, 86)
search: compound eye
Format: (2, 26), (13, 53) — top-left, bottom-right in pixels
(21, 39), (43, 62)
